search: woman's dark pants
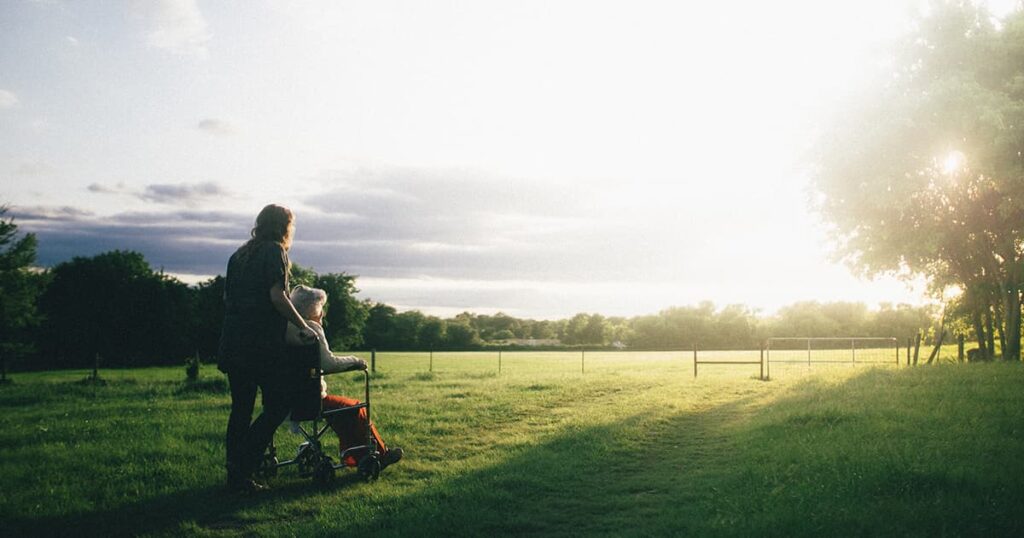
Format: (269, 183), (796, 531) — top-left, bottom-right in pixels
(226, 367), (292, 480)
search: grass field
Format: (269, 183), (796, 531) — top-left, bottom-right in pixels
(1, 351), (1022, 537)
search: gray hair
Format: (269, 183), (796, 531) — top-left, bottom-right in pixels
(290, 285), (328, 319)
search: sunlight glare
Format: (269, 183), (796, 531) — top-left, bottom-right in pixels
(941, 151), (966, 176)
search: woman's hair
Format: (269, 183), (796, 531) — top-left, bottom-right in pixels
(236, 204), (294, 262)
(251, 204), (294, 250)
(290, 285), (328, 320)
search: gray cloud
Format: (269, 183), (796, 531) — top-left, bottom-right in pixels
(302, 167), (598, 245)
(142, 0), (211, 59)
(13, 205), (94, 221)
(13, 161), (56, 176)
(87, 181), (230, 204)
(87, 182), (129, 194)
(196, 118), (235, 136)
(12, 206), (247, 276)
(286, 166), (695, 281)
(14, 165), (702, 303)
(0, 89), (17, 109)
(139, 181), (228, 203)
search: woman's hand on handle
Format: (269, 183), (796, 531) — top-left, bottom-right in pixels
(269, 281), (317, 342)
(298, 325), (318, 343)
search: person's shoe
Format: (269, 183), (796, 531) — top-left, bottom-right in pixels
(382, 447), (403, 468)
(227, 477), (270, 494)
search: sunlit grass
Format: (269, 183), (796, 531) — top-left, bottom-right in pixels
(0, 353), (1021, 537)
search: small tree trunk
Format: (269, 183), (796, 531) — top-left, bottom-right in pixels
(1003, 281), (1022, 362)
(973, 311), (989, 361)
(995, 304), (1006, 360)
(985, 307), (996, 359)
(957, 334), (965, 363)
(926, 328), (946, 365)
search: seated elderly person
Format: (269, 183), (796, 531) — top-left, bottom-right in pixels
(285, 285), (403, 468)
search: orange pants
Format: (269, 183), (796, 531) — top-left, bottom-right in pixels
(322, 395), (387, 466)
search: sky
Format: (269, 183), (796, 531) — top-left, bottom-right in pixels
(2, 0), (1020, 319)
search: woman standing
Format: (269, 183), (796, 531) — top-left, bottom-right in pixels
(218, 204), (316, 492)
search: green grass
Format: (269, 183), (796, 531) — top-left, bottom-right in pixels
(1, 352), (1021, 537)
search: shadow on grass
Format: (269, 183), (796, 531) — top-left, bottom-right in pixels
(298, 367), (1024, 537)
(175, 378), (229, 395)
(1, 466), (370, 537)
(6, 366), (1023, 537)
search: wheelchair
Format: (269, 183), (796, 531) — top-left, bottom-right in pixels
(256, 342), (382, 485)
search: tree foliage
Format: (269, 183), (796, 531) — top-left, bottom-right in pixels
(0, 208), (47, 377)
(813, 1), (1024, 361)
(289, 264), (368, 350)
(37, 250), (194, 368)
(6, 241), (942, 367)
(312, 272), (367, 350)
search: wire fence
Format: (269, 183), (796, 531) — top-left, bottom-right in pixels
(344, 340), (909, 380)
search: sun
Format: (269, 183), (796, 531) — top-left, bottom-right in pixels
(941, 150), (966, 175)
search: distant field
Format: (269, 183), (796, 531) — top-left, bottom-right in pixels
(353, 344), (963, 378)
(1, 352), (1021, 537)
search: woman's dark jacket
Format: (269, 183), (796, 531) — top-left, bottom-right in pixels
(218, 241), (289, 373)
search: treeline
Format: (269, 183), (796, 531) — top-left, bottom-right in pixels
(4, 259), (942, 374)
(0, 209), (942, 372)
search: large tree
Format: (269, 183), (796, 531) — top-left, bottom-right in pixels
(0, 207), (46, 379)
(38, 250), (194, 368)
(193, 275), (225, 360)
(362, 302), (398, 350)
(314, 272), (368, 350)
(813, 1), (1024, 361)
(288, 264), (368, 350)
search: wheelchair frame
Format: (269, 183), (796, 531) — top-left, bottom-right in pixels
(259, 355), (382, 484)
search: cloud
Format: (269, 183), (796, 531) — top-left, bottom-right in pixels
(87, 181), (231, 204)
(139, 181), (229, 203)
(65, 35), (80, 47)
(143, 0), (211, 59)
(13, 206), (94, 221)
(12, 165), (716, 316)
(0, 89), (18, 109)
(196, 118), (235, 135)
(13, 161), (56, 176)
(282, 165), (701, 282)
(87, 182), (129, 194)
(11, 206), (248, 276)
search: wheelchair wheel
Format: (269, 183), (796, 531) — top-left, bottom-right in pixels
(256, 453), (278, 480)
(313, 455), (335, 485)
(357, 454), (381, 482)
(297, 446), (318, 478)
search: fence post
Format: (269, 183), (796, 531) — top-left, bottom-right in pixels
(807, 339), (811, 366)
(581, 348), (585, 374)
(429, 349), (433, 373)
(913, 333), (921, 366)
(957, 335), (965, 363)
(895, 339), (899, 367)
(851, 338), (856, 364)
(498, 350), (502, 374)
(906, 337), (911, 365)
(371, 349), (376, 373)
(693, 343), (698, 378)
(760, 342), (764, 380)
